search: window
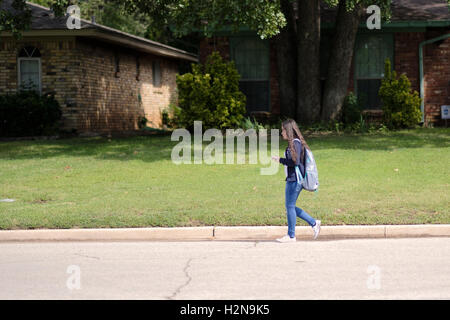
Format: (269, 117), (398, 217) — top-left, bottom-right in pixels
(230, 37), (270, 113)
(152, 60), (161, 87)
(136, 55), (140, 81)
(18, 46), (41, 92)
(355, 34), (393, 109)
(114, 52), (120, 77)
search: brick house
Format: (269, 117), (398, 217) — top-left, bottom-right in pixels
(0, 1), (198, 135)
(197, 0), (450, 125)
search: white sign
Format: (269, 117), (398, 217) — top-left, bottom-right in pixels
(442, 105), (450, 119)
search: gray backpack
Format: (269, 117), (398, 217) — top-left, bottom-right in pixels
(294, 139), (319, 192)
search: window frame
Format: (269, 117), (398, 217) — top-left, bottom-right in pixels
(229, 35), (271, 113)
(152, 60), (162, 88)
(17, 57), (42, 93)
(354, 33), (394, 110)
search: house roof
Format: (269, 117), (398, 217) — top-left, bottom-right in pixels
(321, 0), (450, 26)
(0, 0), (198, 62)
(390, 0), (450, 21)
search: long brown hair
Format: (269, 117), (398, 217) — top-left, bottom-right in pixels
(282, 119), (310, 164)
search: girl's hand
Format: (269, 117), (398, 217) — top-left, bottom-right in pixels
(271, 156), (280, 162)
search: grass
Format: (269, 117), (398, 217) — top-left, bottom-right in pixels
(0, 128), (449, 229)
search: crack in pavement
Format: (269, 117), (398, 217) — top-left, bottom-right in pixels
(74, 253), (101, 260)
(168, 258), (193, 300)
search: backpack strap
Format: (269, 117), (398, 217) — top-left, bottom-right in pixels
(295, 165), (303, 184)
(293, 138), (306, 167)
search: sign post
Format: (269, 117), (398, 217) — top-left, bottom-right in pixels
(442, 105), (450, 127)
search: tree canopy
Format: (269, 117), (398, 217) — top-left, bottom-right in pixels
(0, 0), (419, 40)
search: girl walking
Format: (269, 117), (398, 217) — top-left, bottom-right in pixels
(272, 119), (321, 243)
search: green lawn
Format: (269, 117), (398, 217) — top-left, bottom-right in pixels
(0, 128), (449, 229)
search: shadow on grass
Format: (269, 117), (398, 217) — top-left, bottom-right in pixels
(0, 128), (448, 162)
(307, 128), (450, 151)
(0, 135), (175, 163)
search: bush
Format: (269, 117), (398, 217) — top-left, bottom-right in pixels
(341, 92), (364, 126)
(0, 90), (62, 137)
(173, 51), (247, 131)
(137, 115), (148, 129)
(161, 109), (170, 127)
(240, 117), (265, 132)
(379, 59), (422, 129)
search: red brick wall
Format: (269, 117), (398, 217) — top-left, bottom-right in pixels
(0, 37), (80, 131)
(0, 40), (20, 93)
(394, 30), (450, 125)
(394, 32), (425, 93)
(198, 37), (230, 64)
(75, 38), (178, 133)
(422, 32), (450, 125)
(0, 36), (180, 134)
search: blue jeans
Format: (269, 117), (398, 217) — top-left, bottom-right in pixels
(285, 181), (316, 238)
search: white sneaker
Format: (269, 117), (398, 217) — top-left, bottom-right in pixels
(276, 235), (296, 243)
(312, 220), (321, 240)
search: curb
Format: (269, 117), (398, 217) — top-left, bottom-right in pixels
(0, 227), (214, 242)
(0, 225), (449, 242)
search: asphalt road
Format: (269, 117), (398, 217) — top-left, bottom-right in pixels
(0, 237), (449, 300)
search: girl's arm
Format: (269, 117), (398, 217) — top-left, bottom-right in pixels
(279, 140), (302, 167)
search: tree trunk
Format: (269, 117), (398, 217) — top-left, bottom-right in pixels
(296, 0), (321, 124)
(321, 1), (365, 121)
(273, 0), (297, 119)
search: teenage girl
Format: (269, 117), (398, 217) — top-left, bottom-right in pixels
(272, 119), (321, 242)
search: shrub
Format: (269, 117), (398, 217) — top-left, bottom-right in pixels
(137, 115), (148, 129)
(173, 51), (247, 131)
(161, 109), (170, 127)
(341, 92), (364, 126)
(379, 59), (422, 129)
(0, 90), (62, 137)
(240, 117), (265, 132)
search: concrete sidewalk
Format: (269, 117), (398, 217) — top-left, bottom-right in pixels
(0, 224), (449, 242)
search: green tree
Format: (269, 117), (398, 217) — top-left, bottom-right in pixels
(28, 0), (154, 38)
(0, 0), (31, 38)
